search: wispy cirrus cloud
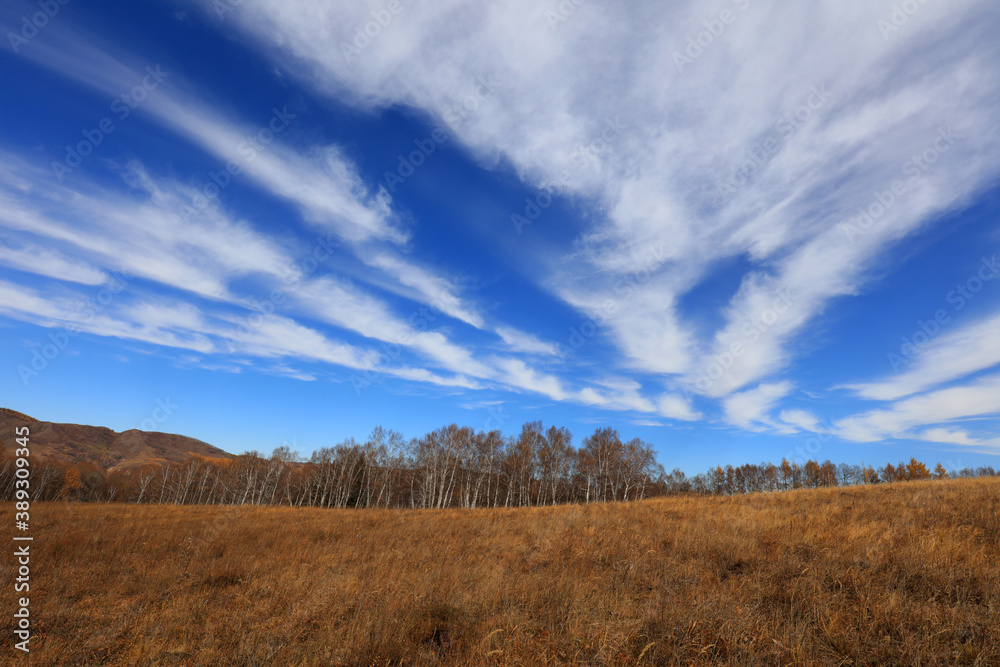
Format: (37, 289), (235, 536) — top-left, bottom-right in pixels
(495, 326), (558, 356)
(722, 381), (796, 433)
(0, 155), (296, 301)
(15, 30), (404, 246)
(844, 310), (1000, 401)
(362, 251), (484, 328)
(835, 373), (1000, 451)
(0, 237), (106, 286)
(4, 0), (1000, 448)
(195, 0), (1000, 410)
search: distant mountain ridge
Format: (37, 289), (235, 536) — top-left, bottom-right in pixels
(0, 407), (234, 472)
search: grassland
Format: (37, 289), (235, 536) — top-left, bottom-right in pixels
(11, 477), (1000, 665)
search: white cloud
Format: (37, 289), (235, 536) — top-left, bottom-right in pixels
(656, 393), (702, 422)
(224, 314), (379, 370)
(290, 276), (494, 377)
(265, 365), (317, 382)
(0, 280), (216, 354)
(554, 272), (695, 375)
(845, 309), (1000, 400)
(11, 32), (506, 362)
(0, 237), (106, 285)
(364, 251), (484, 328)
(915, 428), (980, 447)
(722, 381), (795, 432)
(0, 157), (297, 301)
(16, 35), (403, 245)
(494, 358), (568, 401)
(835, 373), (1000, 448)
(383, 366), (481, 390)
(779, 409), (822, 433)
(495, 326), (558, 356)
(7, 0), (1000, 438)
(200, 0), (1000, 403)
(0, 148), (715, 417)
(577, 378), (655, 413)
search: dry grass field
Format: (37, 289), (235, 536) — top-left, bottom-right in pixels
(10, 477), (1000, 666)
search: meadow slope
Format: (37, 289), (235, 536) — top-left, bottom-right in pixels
(10, 477), (1000, 665)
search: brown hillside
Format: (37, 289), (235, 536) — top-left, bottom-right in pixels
(0, 407), (234, 472)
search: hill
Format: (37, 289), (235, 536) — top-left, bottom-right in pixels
(20, 476), (1000, 665)
(0, 407), (233, 472)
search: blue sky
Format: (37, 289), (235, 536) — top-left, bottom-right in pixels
(1, 0), (999, 474)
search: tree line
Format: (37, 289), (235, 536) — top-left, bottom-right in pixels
(2, 421), (997, 507)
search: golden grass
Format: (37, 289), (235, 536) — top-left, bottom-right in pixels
(11, 477), (1000, 665)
